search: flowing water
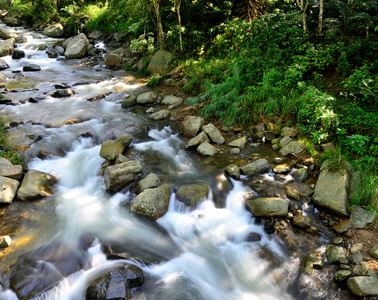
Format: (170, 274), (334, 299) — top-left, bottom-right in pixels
(0, 25), (342, 300)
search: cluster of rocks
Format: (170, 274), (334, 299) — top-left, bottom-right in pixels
(0, 157), (57, 248)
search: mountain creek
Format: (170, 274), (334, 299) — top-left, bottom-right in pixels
(0, 23), (377, 300)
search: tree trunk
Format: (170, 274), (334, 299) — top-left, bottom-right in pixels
(318, 0), (324, 35)
(296, 0), (309, 33)
(175, 0), (183, 52)
(152, 1), (165, 49)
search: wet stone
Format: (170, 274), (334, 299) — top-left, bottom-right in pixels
(0, 235), (11, 248)
(284, 186), (301, 201)
(292, 215), (312, 229)
(302, 256), (324, 275)
(12, 49), (25, 59)
(272, 164), (291, 174)
(176, 182), (209, 206)
(326, 245), (346, 263)
(335, 270), (351, 281)
(23, 64), (41, 72)
(225, 164), (240, 180)
(245, 232), (262, 242)
(272, 157), (284, 164)
(332, 220), (352, 234)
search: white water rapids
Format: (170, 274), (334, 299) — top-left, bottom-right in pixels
(0, 24), (341, 300)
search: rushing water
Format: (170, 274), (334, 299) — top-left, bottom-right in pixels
(0, 25), (342, 300)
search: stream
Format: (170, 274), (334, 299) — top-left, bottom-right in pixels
(0, 24), (343, 300)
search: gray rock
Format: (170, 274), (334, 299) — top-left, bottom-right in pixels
(88, 30), (104, 40)
(55, 46), (65, 55)
(0, 38), (15, 57)
(116, 136), (133, 148)
(147, 50), (174, 75)
(136, 173), (160, 194)
(281, 127), (298, 137)
(284, 186), (302, 201)
(0, 176), (20, 204)
(293, 215), (312, 228)
(161, 95), (183, 109)
(335, 270), (351, 281)
(130, 184), (171, 219)
(321, 142), (336, 152)
(149, 110), (170, 120)
(4, 16), (22, 27)
(51, 89), (74, 98)
(0, 27), (19, 40)
(14, 36), (27, 43)
(225, 164), (240, 180)
(313, 167), (350, 216)
(350, 243), (364, 254)
(255, 123), (266, 138)
(326, 245), (346, 263)
(230, 148), (240, 154)
(23, 64), (41, 72)
(11, 49), (25, 59)
(185, 132), (209, 148)
(0, 162), (23, 180)
(202, 123), (225, 144)
(136, 91), (158, 104)
(0, 235), (11, 248)
(350, 205), (376, 229)
(347, 276), (378, 296)
(272, 164), (291, 174)
(121, 94), (137, 108)
(241, 159), (270, 175)
(279, 141), (306, 157)
(105, 54), (121, 68)
(105, 160), (142, 192)
(279, 136), (292, 147)
(353, 262), (369, 276)
(146, 107), (155, 113)
(100, 140), (125, 161)
(332, 237), (343, 245)
(292, 168), (308, 182)
(197, 142), (219, 156)
(246, 197), (289, 217)
(348, 253), (363, 264)
(228, 136), (247, 149)
(43, 23), (65, 38)
(17, 170), (57, 201)
(272, 157), (284, 164)
(63, 33), (89, 59)
(370, 244), (378, 259)
(182, 116), (204, 137)
(115, 154), (131, 164)
(176, 182), (209, 206)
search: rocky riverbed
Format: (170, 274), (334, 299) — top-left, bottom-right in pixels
(0, 19), (377, 300)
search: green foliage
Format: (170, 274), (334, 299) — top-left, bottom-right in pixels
(344, 134), (370, 156)
(130, 33), (155, 53)
(321, 148), (348, 172)
(0, 118), (25, 166)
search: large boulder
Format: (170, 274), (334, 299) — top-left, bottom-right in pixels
(86, 265), (144, 300)
(136, 91), (158, 105)
(176, 182), (209, 206)
(100, 140), (125, 161)
(135, 173), (160, 194)
(17, 170), (57, 201)
(246, 198), (289, 217)
(279, 141), (306, 157)
(202, 123), (225, 144)
(0, 27), (19, 40)
(105, 160), (142, 192)
(347, 276), (378, 297)
(63, 33), (89, 59)
(43, 23), (65, 38)
(185, 132), (209, 148)
(147, 50), (174, 75)
(0, 38), (15, 57)
(0, 176), (20, 204)
(312, 167), (350, 216)
(104, 54), (121, 68)
(130, 184), (171, 219)
(241, 159), (270, 175)
(182, 116), (204, 137)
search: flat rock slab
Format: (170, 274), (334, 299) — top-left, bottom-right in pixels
(136, 91), (158, 105)
(130, 184), (171, 219)
(241, 159), (270, 175)
(279, 141), (306, 157)
(176, 182), (209, 206)
(246, 197), (289, 217)
(197, 142), (218, 156)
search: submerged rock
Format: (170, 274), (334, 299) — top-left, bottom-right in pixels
(176, 182), (209, 206)
(17, 170), (57, 201)
(130, 184), (171, 219)
(302, 256), (324, 275)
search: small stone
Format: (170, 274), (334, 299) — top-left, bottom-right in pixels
(146, 107), (155, 113)
(149, 110), (170, 120)
(353, 262), (369, 276)
(23, 64), (41, 72)
(293, 215), (312, 229)
(339, 257), (349, 264)
(0, 236), (11, 248)
(335, 270), (351, 281)
(348, 253), (363, 264)
(369, 244), (378, 259)
(332, 237), (343, 245)
(197, 142), (218, 156)
(292, 168), (308, 182)
(272, 157), (284, 164)
(281, 127), (298, 137)
(326, 245), (346, 263)
(284, 186), (302, 201)
(229, 148), (240, 154)
(340, 264), (351, 270)
(225, 164), (240, 180)
(332, 220), (352, 234)
(350, 243), (363, 254)
(273, 164), (291, 174)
